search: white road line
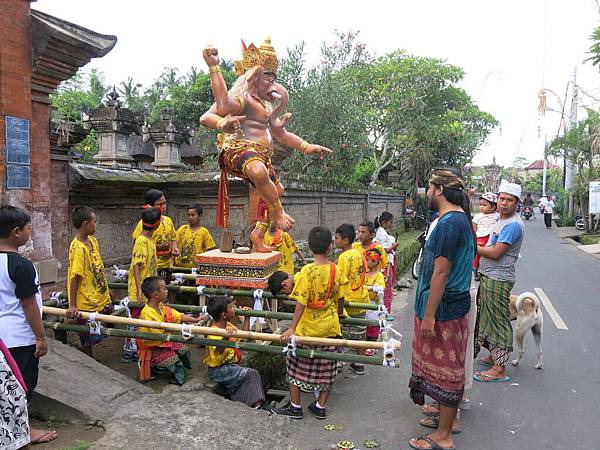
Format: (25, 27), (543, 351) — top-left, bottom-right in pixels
(534, 288), (568, 330)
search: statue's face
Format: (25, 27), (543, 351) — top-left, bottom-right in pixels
(257, 70), (279, 102)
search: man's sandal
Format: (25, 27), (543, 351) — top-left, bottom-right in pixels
(419, 416), (461, 434)
(422, 401), (440, 417)
(473, 372), (511, 383)
(408, 435), (456, 450)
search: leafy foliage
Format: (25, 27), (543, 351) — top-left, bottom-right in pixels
(51, 33), (496, 190)
(548, 108), (600, 228)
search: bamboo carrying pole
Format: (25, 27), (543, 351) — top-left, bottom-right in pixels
(43, 307), (400, 351)
(106, 282), (380, 311)
(42, 298), (384, 327)
(42, 321), (387, 366)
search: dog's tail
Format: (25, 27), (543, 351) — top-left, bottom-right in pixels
(516, 291), (541, 315)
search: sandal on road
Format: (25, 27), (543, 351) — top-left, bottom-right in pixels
(419, 416), (461, 434)
(409, 435), (456, 450)
(473, 372), (511, 383)
(422, 401), (440, 417)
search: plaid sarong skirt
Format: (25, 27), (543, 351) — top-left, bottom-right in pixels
(478, 275), (514, 352)
(286, 344), (337, 391)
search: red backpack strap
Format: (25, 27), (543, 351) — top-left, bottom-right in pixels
(164, 305), (174, 323)
(324, 263), (337, 299)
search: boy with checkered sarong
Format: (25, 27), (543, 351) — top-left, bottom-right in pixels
(271, 226), (348, 420)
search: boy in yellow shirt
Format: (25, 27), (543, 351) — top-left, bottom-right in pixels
(123, 207), (161, 363)
(137, 277), (202, 384)
(132, 189), (178, 279)
(66, 206), (112, 357)
(353, 221), (389, 272)
(264, 227), (305, 274)
(204, 296), (266, 408)
(175, 204), (216, 268)
(272, 226), (348, 420)
(335, 223), (370, 375)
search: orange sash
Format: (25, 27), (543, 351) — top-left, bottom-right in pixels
(306, 263), (337, 310)
(137, 306), (175, 382)
(350, 254), (368, 291)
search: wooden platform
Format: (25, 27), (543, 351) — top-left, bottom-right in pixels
(195, 249), (281, 290)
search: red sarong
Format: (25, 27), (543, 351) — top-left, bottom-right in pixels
(409, 315), (468, 408)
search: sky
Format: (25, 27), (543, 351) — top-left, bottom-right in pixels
(34, 0), (600, 167)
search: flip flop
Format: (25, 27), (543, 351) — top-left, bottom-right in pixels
(473, 372), (511, 383)
(419, 416), (461, 434)
(422, 401), (440, 417)
(30, 430), (58, 445)
(408, 435), (456, 450)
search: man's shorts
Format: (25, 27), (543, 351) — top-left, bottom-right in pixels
(9, 344), (39, 402)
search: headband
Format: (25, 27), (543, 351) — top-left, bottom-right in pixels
(364, 249), (382, 262)
(428, 168), (465, 191)
(143, 219), (161, 228)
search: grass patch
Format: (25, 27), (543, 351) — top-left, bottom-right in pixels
(580, 234), (600, 245)
(395, 230), (422, 275)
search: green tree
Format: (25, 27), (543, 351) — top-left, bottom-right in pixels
(343, 50), (497, 188)
(548, 109), (600, 229)
(118, 77), (144, 112)
(50, 69), (107, 123)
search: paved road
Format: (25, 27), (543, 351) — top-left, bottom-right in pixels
(290, 219), (599, 450)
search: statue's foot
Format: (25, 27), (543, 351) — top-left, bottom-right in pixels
(271, 210), (295, 232)
(250, 228), (275, 253)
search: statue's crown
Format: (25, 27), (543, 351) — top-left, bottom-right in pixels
(234, 37), (278, 76)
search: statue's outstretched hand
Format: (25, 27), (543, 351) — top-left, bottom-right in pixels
(203, 46), (220, 67)
(304, 144), (333, 159)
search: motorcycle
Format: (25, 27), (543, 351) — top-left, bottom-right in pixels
(521, 206), (534, 221)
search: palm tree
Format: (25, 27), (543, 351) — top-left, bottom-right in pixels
(87, 69), (107, 106)
(118, 77), (144, 112)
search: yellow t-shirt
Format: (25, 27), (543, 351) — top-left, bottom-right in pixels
(203, 323), (241, 368)
(132, 215), (176, 269)
(67, 236), (110, 312)
(290, 263), (348, 338)
(138, 303), (183, 346)
(338, 248), (369, 316)
(352, 242), (389, 271)
(127, 235), (157, 302)
(174, 225), (216, 268)
(366, 272), (385, 302)
(264, 231), (298, 274)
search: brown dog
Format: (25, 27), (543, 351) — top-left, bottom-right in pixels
(509, 292), (544, 369)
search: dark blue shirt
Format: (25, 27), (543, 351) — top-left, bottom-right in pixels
(414, 211), (474, 321)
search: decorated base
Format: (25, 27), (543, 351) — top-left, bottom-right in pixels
(195, 249), (281, 289)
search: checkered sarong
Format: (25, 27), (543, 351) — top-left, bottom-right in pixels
(286, 344), (337, 391)
(478, 275), (514, 352)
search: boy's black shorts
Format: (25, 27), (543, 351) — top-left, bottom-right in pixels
(9, 344), (39, 402)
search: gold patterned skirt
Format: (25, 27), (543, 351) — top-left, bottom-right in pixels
(217, 136), (278, 228)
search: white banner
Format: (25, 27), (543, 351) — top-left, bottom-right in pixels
(590, 181), (600, 214)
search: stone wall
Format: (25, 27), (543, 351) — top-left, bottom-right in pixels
(62, 164), (404, 283)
